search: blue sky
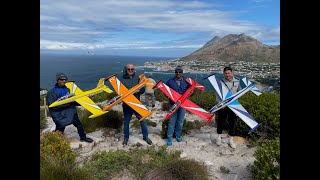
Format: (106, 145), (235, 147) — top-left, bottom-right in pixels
(40, 0), (280, 57)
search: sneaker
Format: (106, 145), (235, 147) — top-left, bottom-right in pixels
(80, 137), (93, 143)
(176, 136), (183, 142)
(216, 134), (221, 146)
(167, 139), (172, 146)
(143, 137), (153, 145)
(123, 138), (129, 145)
(229, 136), (236, 149)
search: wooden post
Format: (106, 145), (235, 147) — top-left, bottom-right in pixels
(43, 97), (47, 118)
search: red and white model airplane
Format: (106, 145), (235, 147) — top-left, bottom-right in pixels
(155, 78), (214, 122)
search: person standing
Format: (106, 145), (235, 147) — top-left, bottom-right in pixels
(119, 64), (153, 146)
(144, 73), (156, 107)
(46, 73), (93, 143)
(214, 67), (241, 148)
(165, 65), (191, 146)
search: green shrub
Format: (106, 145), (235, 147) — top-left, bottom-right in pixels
(78, 108), (124, 133)
(154, 88), (167, 102)
(40, 154), (94, 180)
(143, 159), (209, 180)
(40, 132), (76, 164)
(237, 92), (280, 141)
(250, 138), (280, 180)
(84, 146), (181, 179)
(132, 119), (157, 129)
(189, 89), (217, 110)
(40, 108), (47, 129)
(90, 91), (117, 103)
(161, 101), (169, 111)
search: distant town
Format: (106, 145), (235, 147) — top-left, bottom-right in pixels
(145, 59), (279, 78)
(144, 59), (280, 92)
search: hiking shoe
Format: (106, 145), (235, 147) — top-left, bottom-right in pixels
(216, 135), (221, 146)
(143, 137), (153, 145)
(80, 137), (93, 143)
(167, 139), (173, 146)
(123, 138), (129, 145)
(176, 136), (183, 142)
(229, 136), (236, 149)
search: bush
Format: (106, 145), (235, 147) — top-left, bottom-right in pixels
(189, 89), (217, 110)
(143, 159), (209, 180)
(161, 101), (169, 111)
(250, 138), (280, 180)
(132, 119), (157, 129)
(40, 154), (94, 180)
(90, 91), (117, 103)
(40, 108), (47, 129)
(78, 108), (124, 133)
(84, 146), (181, 179)
(237, 92), (280, 141)
(154, 88), (168, 102)
(40, 132), (76, 164)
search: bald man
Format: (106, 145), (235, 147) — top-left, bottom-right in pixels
(118, 64), (153, 146)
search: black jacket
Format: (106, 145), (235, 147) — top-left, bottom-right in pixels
(46, 83), (80, 128)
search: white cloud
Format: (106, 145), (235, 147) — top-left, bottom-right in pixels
(40, 0), (279, 50)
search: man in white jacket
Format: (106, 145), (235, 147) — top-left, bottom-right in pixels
(214, 67), (241, 149)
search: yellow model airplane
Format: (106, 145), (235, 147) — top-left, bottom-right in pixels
(103, 74), (154, 121)
(49, 78), (113, 118)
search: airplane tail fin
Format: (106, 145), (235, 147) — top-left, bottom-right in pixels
(96, 78), (105, 88)
(96, 78), (113, 93)
(241, 77), (262, 96)
(185, 77), (205, 90)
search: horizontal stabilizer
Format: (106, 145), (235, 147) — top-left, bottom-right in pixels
(241, 77), (262, 96)
(89, 111), (109, 118)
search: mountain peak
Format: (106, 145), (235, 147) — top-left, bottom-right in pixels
(180, 34), (279, 63)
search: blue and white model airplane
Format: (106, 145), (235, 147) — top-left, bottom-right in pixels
(203, 73), (262, 134)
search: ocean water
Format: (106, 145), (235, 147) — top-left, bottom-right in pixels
(40, 54), (221, 91)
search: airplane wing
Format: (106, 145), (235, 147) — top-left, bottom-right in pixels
(154, 80), (181, 103)
(207, 74), (230, 100)
(123, 95), (152, 121)
(107, 75), (129, 95)
(181, 99), (214, 121)
(66, 82), (108, 118)
(227, 100), (260, 133)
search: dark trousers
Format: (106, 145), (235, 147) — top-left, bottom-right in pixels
(217, 107), (236, 136)
(122, 103), (148, 139)
(55, 119), (86, 139)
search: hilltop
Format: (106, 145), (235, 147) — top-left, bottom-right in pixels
(180, 34), (280, 63)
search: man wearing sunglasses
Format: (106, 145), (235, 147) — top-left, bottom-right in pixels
(46, 73), (93, 143)
(165, 65), (192, 146)
(119, 64), (153, 146)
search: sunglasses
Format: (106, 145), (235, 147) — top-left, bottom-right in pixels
(175, 71), (183, 74)
(59, 79), (68, 81)
(127, 68), (135, 71)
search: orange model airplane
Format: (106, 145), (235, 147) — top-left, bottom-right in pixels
(103, 74), (155, 121)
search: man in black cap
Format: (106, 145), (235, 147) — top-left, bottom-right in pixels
(46, 73), (93, 143)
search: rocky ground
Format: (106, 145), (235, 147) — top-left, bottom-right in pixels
(41, 98), (257, 180)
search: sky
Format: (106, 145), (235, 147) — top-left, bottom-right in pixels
(40, 0), (280, 57)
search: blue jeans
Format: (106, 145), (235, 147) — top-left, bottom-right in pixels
(122, 103), (148, 139)
(167, 104), (186, 139)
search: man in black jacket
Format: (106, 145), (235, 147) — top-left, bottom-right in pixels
(119, 64), (153, 146)
(46, 73), (93, 143)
